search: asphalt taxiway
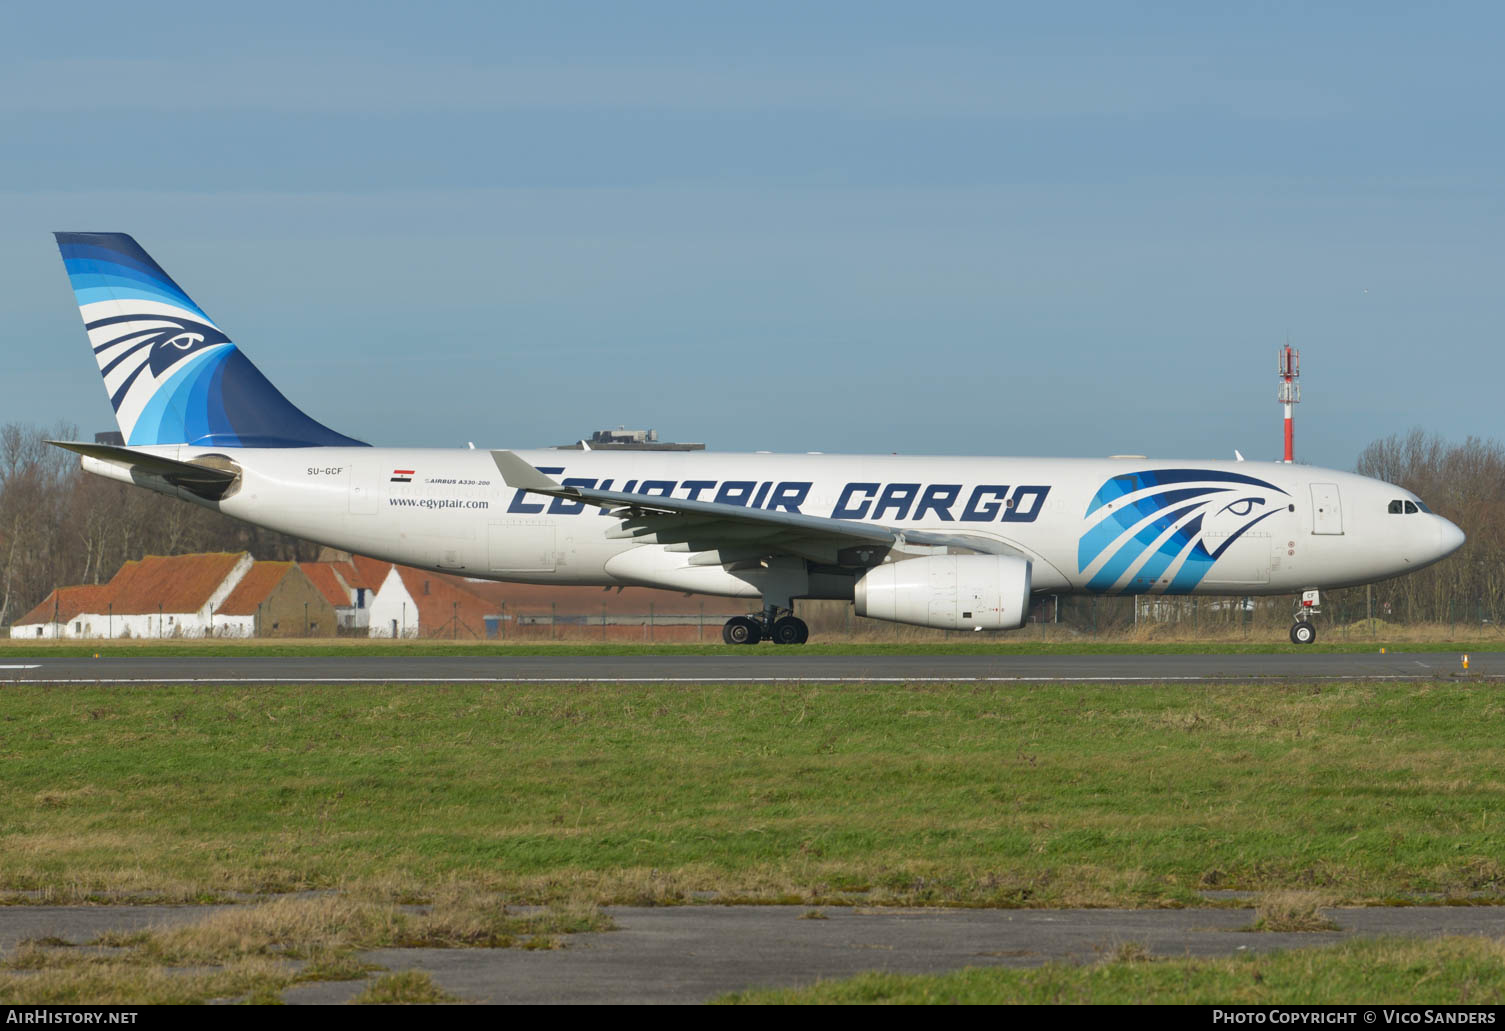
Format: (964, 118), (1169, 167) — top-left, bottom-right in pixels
(4, 903), (1503, 1004)
(0, 651), (1495, 684)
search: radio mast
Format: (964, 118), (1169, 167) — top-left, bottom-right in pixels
(1278, 344), (1300, 463)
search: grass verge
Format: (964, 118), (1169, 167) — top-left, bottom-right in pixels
(0, 893), (608, 1004)
(713, 936), (1505, 1004)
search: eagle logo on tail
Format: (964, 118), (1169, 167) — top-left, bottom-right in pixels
(88, 313), (233, 412)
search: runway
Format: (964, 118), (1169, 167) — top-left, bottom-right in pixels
(0, 651), (1495, 684)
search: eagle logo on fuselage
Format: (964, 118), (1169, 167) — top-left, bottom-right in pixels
(1077, 469), (1289, 593)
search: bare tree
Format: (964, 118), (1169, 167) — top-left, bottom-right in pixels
(0, 422), (324, 627)
(1355, 429), (1505, 625)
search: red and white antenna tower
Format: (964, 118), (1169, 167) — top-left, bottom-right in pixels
(1278, 344), (1300, 463)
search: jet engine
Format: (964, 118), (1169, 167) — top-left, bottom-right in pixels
(854, 554), (1033, 631)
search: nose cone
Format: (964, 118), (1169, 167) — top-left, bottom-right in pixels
(1429, 515), (1466, 564)
(1438, 516), (1466, 555)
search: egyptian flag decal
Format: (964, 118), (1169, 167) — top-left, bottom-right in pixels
(390, 469), (414, 483)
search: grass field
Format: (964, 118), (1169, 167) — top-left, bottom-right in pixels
(1, 679), (1501, 907)
(714, 936), (1505, 1004)
(2, 678), (1502, 1004)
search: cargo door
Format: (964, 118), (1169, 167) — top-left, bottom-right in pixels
(1310, 483), (1344, 535)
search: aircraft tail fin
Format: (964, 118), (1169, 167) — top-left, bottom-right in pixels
(54, 233), (367, 448)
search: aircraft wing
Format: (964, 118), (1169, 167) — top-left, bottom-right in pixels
(492, 450), (1021, 565)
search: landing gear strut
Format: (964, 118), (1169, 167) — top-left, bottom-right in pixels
(722, 606), (809, 646)
(1290, 588), (1320, 645)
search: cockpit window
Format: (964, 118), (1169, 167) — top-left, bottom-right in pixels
(1416, 499), (1432, 513)
(1388, 500), (1404, 514)
(1404, 501), (1419, 514)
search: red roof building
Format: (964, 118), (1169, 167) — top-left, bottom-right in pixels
(365, 560), (750, 640)
(12, 585), (115, 638)
(299, 563), (352, 608)
(105, 553), (249, 615)
(215, 562), (337, 637)
(9, 553), (253, 639)
(10, 550), (752, 641)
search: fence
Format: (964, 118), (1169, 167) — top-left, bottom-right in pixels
(792, 587), (1505, 643)
(434, 590), (1505, 644)
(433, 601), (756, 642)
(18, 590), (1503, 643)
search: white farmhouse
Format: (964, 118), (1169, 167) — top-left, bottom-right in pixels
(9, 553), (252, 639)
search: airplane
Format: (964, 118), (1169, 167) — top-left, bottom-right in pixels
(47, 232), (1465, 646)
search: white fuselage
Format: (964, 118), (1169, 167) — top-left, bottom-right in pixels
(88, 446), (1464, 602)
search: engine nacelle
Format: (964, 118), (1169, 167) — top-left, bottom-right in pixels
(854, 554), (1033, 631)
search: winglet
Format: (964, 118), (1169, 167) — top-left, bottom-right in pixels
(490, 450), (564, 491)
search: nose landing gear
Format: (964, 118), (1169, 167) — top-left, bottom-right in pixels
(1290, 588), (1321, 645)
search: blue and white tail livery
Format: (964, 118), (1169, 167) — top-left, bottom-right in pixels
(45, 232), (1464, 645)
(55, 233), (365, 448)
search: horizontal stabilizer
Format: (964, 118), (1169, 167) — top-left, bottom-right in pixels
(48, 440), (240, 499)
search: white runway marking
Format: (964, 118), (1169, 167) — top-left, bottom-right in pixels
(0, 674), (1455, 685)
(0, 665), (40, 670)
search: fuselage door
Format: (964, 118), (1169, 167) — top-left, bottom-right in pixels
(1310, 483), (1343, 535)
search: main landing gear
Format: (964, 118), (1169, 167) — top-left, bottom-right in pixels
(1290, 588), (1321, 645)
(722, 606), (809, 646)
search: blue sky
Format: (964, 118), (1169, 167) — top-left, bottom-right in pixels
(3, 1), (1500, 467)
